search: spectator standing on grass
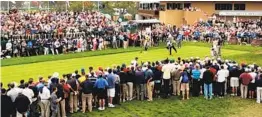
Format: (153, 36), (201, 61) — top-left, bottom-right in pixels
(239, 68), (252, 99)
(80, 75), (94, 113)
(191, 64), (201, 97)
(113, 70), (121, 105)
(256, 74), (262, 103)
(248, 68), (257, 99)
(135, 66), (146, 100)
(107, 69), (116, 107)
(146, 65), (154, 101)
(161, 60), (174, 98)
(180, 67), (191, 100)
(172, 66), (182, 96)
(67, 74), (79, 113)
(94, 72), (108, 111)
(216, 65), (229, 98)
(203, 66), (214, 99)
(229, 65), (241, 96)
(51, 87), (62, 117)
(154, 65), (163, 98)
(119, 67), (128, 102)
(39, 81), (51, 117)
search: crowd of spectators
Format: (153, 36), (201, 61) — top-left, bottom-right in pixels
(1, 56), (262, 117)
(175, 17), (262, 44)
(1, 10), (262, 59)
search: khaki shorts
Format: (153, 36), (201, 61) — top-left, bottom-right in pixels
(230, 77), (239, 87)
(181, 83), (189, 91)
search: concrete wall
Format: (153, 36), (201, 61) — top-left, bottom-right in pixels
(191, 2), (215, 16)
(184, 11), (208, 25)
(245, 2), (262, 10)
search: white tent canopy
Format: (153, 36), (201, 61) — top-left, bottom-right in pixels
(219, 10), (262, 16)
(130, 19), (160, 24)
(139, 1), (160, 3)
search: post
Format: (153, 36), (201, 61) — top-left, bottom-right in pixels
(28, 1), (31, 12)
(82, 1), (84, 12)
(48, 1), (50, 11)
(97, 1), (99, 11)
(7, 1), (10, 11)
(66, 2), (68, 12)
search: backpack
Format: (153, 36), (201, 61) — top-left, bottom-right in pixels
(181, 71), (189, 83)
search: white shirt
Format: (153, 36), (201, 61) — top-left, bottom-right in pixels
(22, 88), (34, 104)
(249, 72), (257, 83)
(39, 86), (51, 100)
(131, 60), (137, 67)
(6, 42), (12, 50)
(217, 69), (229, 82)
(162, 63), (175, 79)
(7, 87), (22, 102)
(200, 68), (207, 79)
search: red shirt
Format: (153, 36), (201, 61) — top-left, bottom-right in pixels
(209, 67), (217, 81)
(240, 73), (252, 85)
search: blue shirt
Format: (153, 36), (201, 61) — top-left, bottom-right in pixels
(177, 34), (183, 41)
(192, 69), (201, 79)
(36, 83), (44, 90)
(94, 77), (108, 89)
(107, 74), (115, 89)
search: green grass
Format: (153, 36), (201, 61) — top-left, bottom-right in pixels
(1, 42), (262, 117)
(1, 46), (161, 67)
(1, 45), (249, 85)
(71, 96), (262, 117)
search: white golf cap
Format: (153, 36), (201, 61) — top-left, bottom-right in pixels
(72, 73), (76, 77)
(52, 72), (59, 78)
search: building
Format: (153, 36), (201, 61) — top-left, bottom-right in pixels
(138, 1), (262, 26)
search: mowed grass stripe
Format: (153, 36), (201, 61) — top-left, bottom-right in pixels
(1, 46), (247, 87)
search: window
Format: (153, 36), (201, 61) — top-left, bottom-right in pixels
(167, 3), (173, 10)
(166, 3), (183, 10)
(176, 3), (183, 10)
(234, 4), (245, 10)
(184, 3), (191, 9)
(215, 3), (232, 10)
(160, 5), (166, 11)
(139, 4), (143, 9)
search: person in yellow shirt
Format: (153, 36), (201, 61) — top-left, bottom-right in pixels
(78, 68), (86, 109)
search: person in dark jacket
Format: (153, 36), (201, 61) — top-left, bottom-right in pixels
(203, 66), (214, 99)
(80, 75), (94, 113)
(56, 81), (65, 117)
(154, 66), (163, 98)
(256, 74), (262, 103)
(1, 88), (15, 117)
(126, 67), (135, 101)
(119, 67), (128, 102)
(67, 75), (79, 113)
(135, 66), (146, 100)
(229, 66), (241, 96)
(14, 93), (31, 117)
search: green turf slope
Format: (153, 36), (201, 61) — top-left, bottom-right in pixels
(1, 46), (247, 85)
